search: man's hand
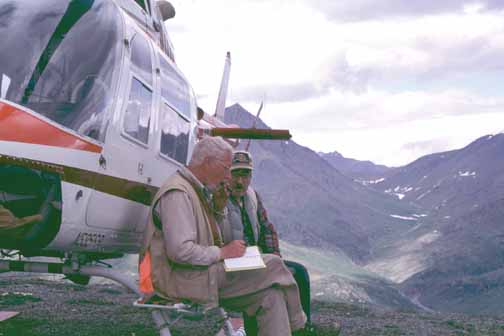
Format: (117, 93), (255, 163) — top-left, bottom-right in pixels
(220, 240), (246, 260)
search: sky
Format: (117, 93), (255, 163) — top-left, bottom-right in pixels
(164, 0), (504, 167)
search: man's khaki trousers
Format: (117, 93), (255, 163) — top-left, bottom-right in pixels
(217, 254), (306, 336)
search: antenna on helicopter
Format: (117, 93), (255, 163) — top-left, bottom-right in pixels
(245, 101), (264, 151)
(214, 51), (231, 121)
(157, 0), (176, 21)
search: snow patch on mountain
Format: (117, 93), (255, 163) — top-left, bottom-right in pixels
(416, 189), (432, 200)
(356, 177), (386, 186)
(458, 170), (476, 177)
(385, 185), (414, 200)
(390, 215), (417, 221)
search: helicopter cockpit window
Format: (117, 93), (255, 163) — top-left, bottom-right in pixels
(160, 103), (190, 164)
(159, 55), (192, 119)
(0, 0), (122, 142)
(123, 33), (153, 145)
(134, 0), (147, 12)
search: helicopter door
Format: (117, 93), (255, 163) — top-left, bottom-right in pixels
(85, 30), (156, 233)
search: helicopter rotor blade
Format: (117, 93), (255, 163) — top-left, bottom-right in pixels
(214, 52), (231, 121)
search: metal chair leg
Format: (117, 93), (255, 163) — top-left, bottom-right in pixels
(151, 309), (173, 336)
(218, 308), (237, 336)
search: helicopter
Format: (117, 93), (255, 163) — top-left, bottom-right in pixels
(0, 0), (289, 291)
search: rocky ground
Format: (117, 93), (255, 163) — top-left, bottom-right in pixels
(1, 277), (504, 336)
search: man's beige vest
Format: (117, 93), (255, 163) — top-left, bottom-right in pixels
(140, 170), (220, 306)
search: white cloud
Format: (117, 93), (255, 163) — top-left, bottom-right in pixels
(307, 0), (504, 22)
(258, 89), (504, 129)
(166, 0), (330, 105)
(287, 111), (504, 166)
(225, 9), (504, 104)
(254, 89), (504, 165)
(164, 0), (504, 166)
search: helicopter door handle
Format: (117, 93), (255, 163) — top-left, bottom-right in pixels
(99, 155), (107, 169)
(138, 162), (144, 175)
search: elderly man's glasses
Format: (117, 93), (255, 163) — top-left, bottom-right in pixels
(213, 159), (231, 171)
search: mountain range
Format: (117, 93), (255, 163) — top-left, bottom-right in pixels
(369, 133), (504, 314)
(225, 103), (504, 314)
(319, 151), (395, 182)
(225, 104), (419, 263)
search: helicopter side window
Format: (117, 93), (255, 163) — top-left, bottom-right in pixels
(159, 55), (191, 119)
(158, 54), (191, 164)
(159, 102), (190, 164)
(124, 78), (152, 144)
(123, 32), (153, 144)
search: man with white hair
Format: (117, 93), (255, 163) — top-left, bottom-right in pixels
(140, 136), (306, 336)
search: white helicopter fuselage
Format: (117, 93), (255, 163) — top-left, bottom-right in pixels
(0, 0), (196, 258)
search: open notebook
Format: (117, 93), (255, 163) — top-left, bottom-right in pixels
(224, 246), (266, 272)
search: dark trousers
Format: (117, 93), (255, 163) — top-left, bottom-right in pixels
(244, 260), (311, 335)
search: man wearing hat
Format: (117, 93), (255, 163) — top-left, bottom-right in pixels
(219, 150), (312, 335)
(141, 138), (307, 336)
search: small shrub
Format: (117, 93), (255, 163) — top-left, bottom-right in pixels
(445, 320), (464, 330)
(0, 292), (42, 305)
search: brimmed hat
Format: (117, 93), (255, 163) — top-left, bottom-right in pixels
(231, 150), (253, 171)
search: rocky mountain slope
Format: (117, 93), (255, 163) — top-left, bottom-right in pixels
(224, 104), (417, 263)
(367, 134), (504, 314)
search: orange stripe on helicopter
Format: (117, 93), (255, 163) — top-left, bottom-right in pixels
(0, 102), (102, 153)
